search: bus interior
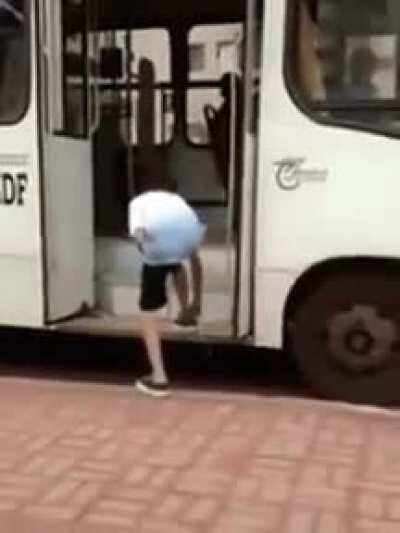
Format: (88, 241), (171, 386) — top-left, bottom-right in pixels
(50, 0), (263, 339)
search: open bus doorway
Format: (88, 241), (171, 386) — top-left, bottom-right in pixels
(42, 0), (260, 340)
(91, 22), (244, 338)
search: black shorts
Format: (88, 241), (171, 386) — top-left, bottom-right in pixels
(139, 263), (181, 311)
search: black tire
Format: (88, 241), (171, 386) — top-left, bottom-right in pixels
(287, 267), (400, 405)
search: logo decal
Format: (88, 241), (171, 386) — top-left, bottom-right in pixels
(274, 158), (328, 190)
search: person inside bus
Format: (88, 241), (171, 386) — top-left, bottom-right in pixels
(129, 184), (206, 397)
(346, 47), (378, 101)
(297, 0), (326, 102)
(331, 47), (380, 124)
(204, 72), (243, 232)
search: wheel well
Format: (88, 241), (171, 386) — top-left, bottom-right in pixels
(283, 256), (400, 345)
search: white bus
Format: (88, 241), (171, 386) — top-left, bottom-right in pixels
(1, 0), (400, 404)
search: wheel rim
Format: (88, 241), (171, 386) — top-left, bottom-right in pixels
(327, 305), (397, 374)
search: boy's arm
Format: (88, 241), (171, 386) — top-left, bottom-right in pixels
(130, 227), (153, 253)
(129, 200), (154, 252)
(129, 202), (147, 252)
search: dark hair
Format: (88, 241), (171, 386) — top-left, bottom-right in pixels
(306, 0), (318, 23)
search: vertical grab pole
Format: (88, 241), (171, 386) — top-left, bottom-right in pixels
(125, 30), (135, 204)
(226, 71), (238, 324)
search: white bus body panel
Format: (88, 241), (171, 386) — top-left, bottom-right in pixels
(0, 15), (44, 328)
(236, 0), (260, 337)
(254, 0), (400, 348)
(43, 136), (94, 320)
(40, 0), (95, 321)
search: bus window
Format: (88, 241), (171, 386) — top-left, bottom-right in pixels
(0, 0), (29, 123)
(288, 0), (400, 133)
(187, 87), (222, 144)
(50, 0), (89, 138)
(98, 28), (173, 145)
(131, 28), (173, 145)
(128, 29), (171, 84)
(187, 23), (243, 145)
(64, 30), (87, 136)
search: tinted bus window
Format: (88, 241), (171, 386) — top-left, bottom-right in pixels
(0, 0), (29, 123)
(187, 24), (243, 145)
(98, 28), (173, 145)
(288, 0), (400, 134)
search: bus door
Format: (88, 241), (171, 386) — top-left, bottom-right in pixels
(235, 0), (263, 337)
(38, 0), (98, 321)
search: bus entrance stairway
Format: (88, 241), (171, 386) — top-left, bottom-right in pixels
(87, 234), (235, 338)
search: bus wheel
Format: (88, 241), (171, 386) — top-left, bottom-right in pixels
(288, 268), (400, 405)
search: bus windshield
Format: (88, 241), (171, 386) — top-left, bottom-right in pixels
(0, 0), (29, 123)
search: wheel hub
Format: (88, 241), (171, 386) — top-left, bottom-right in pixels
(345, 328), (374, 356)
(327, 305), (397, 373)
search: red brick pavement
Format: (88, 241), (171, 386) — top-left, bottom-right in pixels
(0, 378), (398, 532)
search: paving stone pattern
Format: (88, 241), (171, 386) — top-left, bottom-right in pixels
(0, 379), (397, 532)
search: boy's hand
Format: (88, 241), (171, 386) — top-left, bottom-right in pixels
(131, 228), (154, 253)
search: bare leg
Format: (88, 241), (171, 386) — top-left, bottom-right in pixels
(172, 265), (189, 315)
(189, 252), (203, 316)
(140, 311), (168, 384)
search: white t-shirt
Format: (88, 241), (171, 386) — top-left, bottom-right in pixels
(128, 191), (206, 265)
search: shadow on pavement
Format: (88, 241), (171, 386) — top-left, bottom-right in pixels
(0, 327), (309, 398)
